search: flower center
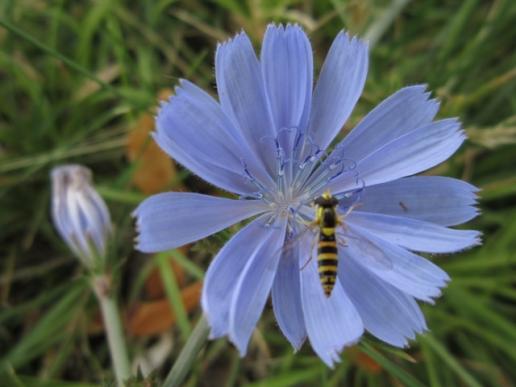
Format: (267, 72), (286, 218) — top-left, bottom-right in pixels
(240, 127), (363, 227)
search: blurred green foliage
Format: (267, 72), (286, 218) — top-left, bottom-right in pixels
(1, 0), (515, 386)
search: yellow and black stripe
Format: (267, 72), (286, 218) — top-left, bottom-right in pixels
(314, 191), (340, 297)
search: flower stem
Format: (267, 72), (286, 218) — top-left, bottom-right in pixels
(163, 315), (210, 387)
(92, 275), (131, 386)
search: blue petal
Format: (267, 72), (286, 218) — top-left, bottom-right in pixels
(155, 80), (273, 195)
(300, 240), (363, 367)
(72, 188), (111, 254)
(328, 118), (466, 193)
(345, 227), (449, 303)
(201, 215), (273, 338)
(261, 24), (313, 135)
(340, 176), (478, 226)
(229, 217), (288, 355)
(340, 258), (427, 347)
(51, 165), (112, 265)
(307, 32), (368, 151)
(348, 212), (481, 253)
(216, 32), (277, 174)
(134, 193), (268, 252)
(271, 241), (306, 351)
(331, 85), (439, 164)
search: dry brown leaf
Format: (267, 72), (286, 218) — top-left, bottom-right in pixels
(126, 281), (202, 337)
(348, 347), (383, 374)
(126, 89), (177, 194)
(74, 64), (120, 100)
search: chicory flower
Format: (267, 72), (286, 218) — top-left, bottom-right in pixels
(134, 24), (480, 366)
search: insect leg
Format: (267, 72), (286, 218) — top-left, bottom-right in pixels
(300, 235), (317, 271)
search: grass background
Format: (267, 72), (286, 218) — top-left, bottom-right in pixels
(1, 0), (516, 386)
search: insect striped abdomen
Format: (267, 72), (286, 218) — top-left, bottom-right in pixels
(317, 207), (338, 297)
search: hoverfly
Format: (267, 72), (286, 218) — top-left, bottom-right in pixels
(313, 191), (340, 296)
(285, 190), (392, 297)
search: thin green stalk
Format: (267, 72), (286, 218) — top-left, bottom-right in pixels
(224, 352), (240, 387)
(169, 249), (204, 280)
(163, 316), (210, 387)
(0, 18), (146, 108)
(92, 275), (131, 387)
(157, 253), (191, 340)
(360, 342), (426, 387)
(3, 363), (26, 387)
(364, 0), (412, 48)
(419, 335), (482, 387)
(0, 18), (114, 92)
(0, 137), (126, 174)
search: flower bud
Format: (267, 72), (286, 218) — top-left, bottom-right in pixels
(51, 165), (112, 270)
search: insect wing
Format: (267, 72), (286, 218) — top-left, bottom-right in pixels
(278, 222), (317, 258)
(346, 235), (393, 271)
